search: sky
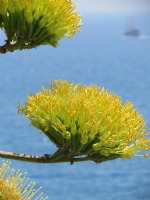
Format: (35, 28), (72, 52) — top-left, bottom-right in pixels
(74, 0), (150, 13)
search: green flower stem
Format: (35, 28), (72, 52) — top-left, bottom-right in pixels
(52, 156), (93, 163)
(0, 149), (92, 164)
(44, 148), (67, 162)
(0, 150), (41, 163)
(51, 154), (120, 164)
(0, 39), (26, 53)
(0, 150), (120, 164)
(0, 149), (67, 163)
(0, 46), (6, 53)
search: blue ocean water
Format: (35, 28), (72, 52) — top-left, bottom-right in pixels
(0, 12), (150, 200)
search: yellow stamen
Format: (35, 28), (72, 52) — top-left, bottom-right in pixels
(0, 160), (48, 199)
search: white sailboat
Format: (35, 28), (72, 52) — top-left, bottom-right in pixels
(123, 21), (140, 37)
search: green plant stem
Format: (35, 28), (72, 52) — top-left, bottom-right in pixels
(0, 150), (121, 164)
(52, 156), (92, 163)
(0, 149), (66, 163)
(0, 149), (92, 164)
(0, 39), (26, 53)
(0, 46), (5, 53)
(0, 150), (40, 162)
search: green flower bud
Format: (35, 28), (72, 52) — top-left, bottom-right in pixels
(63, 131), (71, 140)
(24, 6), (33, 23)
(70, 122), (77, 136)
(81, 133), (88, 145)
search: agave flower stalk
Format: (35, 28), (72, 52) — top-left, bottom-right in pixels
(0, 160), (48, 199)
(0, 80), (149, 164)
(0, 0), (82, 53)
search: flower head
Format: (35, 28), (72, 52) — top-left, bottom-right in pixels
(18, 80), (150, 163)
(0, 0), (81, 52)
(0, 160), (48, 200)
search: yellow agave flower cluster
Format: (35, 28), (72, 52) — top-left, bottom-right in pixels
(0, 0), (81, 51)
(0, 160), (48, 200)
(18, 80), (150, 162)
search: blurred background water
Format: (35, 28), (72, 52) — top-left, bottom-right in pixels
(0, 12), (150, 200)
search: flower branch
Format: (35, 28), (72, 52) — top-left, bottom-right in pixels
(0, 0), (82, 53)
(0, 149), (121, 164)
(15, 80), (150, 164)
